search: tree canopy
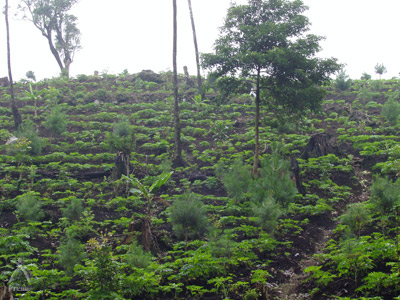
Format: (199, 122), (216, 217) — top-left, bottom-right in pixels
(19, 0), (81, 77)
(202, 0), (340, 174)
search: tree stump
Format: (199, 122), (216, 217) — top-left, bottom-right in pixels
(300, 133), (337, 159)
(291, 158), (306, 195)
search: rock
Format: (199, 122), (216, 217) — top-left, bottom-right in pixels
(5, 136), (18, 145)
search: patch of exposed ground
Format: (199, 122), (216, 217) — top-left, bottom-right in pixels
(274, 155), (371, 300)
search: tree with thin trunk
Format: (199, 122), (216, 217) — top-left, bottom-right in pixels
(202, 0), (340, 176)
(5, 0), (22, 130)
(172, 0), (184, 167)
(18, 0), (81, 78)
(187, 0), (202, 97)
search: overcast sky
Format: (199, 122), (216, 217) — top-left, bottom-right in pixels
(1, 0), (399, 81)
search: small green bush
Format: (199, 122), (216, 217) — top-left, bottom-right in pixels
(61, 197), (84, 222)
(58, 231), (86, 276)
(169, 192), (209, 244)
(107, 118), (134, 154)
(251, 153), (297, 208)
(334, 70), (352, 91)
(125, 240), (152, 269)
(370, 176), (400, 213)
(16, 119), (42, 155)
(16, 192), (45, 222)
(216, 158), (252, 203)
(340, 202), (371, 236)
(252, 195), (282, 232)
(381, 98), (400, 125)
(45, 105), (68, 136)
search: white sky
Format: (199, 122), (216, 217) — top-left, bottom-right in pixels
(1, 0), (399, 81)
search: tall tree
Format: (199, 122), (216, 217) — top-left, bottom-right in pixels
(5, 0), (22, 130)
(18, 0), (81, 77)
(374, 63), (387, 79)
(172, 0), (184, 166)
(187, 0), (202, 96)
(202, 0), (340, 176)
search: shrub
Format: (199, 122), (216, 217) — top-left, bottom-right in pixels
(16, 119), (42, 155)
(360, 72), (371, 80)
(169, 192), (209, 247)
(252, 195), (282, 232)
(370, 176), (400, 213)
(58, 231), (86, 276)
(125, 240), (152, 269)
(340, 202), (371, 236)
(216, 158), (252, 203)
(107, 118), (134, 155)
(61, 197), (84, 222)
(334, 70), (352, 91)
(45, 105), (68, 137)
(16, 192), (45, 222)
(251, 153), (297, 208)
(381, 98), (400, 125)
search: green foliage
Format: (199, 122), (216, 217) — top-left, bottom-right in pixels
(381, 97), (400, 125)
(252, 153), (297, 208)
(16, 119), (42, 155)
(169, 192), (209, 242)
(375, 63), (387, 78)
(218, 152), (296, 232)
(61, 197), (84, 222)
(45, 105), (68, 136)
(334, 70), (352, 91)
(58, 231), (86, 276)
(216, 158), (252, 203)
(361, 72), (371, 80)
(340, 202), (371, 236)
(125, 240), (152, 269)
(77, 242), (120, 297)
(26, 70), (36, 81)
(370, 176), (400, 213)
(202, 0), (339, 114)
(252, 195), (281, 232)
(19, 0), (81, 77)
(16, 192), (45, 222)
(107, 118), (134, 154)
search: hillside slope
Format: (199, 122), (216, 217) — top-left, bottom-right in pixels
(0, 73), (399, 299)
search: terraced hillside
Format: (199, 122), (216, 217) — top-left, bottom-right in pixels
(0, 72), (399, 299)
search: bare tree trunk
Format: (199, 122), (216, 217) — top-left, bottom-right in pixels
(44, 28), (65, 74)
(187, 0), (202, 97)
(5, 0), (22, 131)
(252, 67), (261, 177)
(172, 0), (184, 167)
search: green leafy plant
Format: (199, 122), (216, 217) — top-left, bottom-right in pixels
(216, 158), (252, 204)
(381, 97), (400, 125)
(61, 197), (84, 223)
(375, 63), (387, 79)
(16, 192), (45, 222)
(126, 172), (173, 251)
(169, 192), (209, 250)
(16, 119), (42, 155)
(25, 84), (45, 117)
(58, 230), (86, 276)
(370, 176), (400, 213)
(125, 240), (152, 269)
(252, 195), (281, 232)
(340, 202), (371, 237)
(45, 105), (68, 141)
(334, 70), (352, 91)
